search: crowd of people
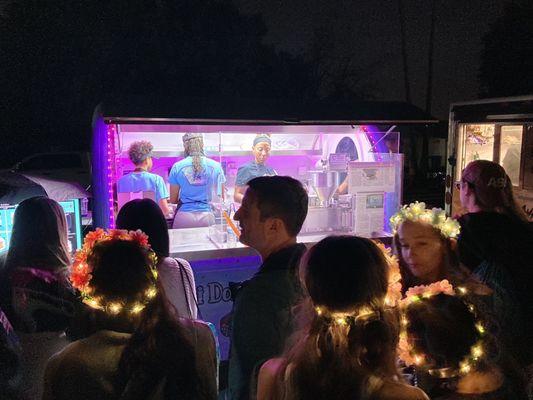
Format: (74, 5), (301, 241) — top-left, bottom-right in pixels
(0, 160), (531, 400)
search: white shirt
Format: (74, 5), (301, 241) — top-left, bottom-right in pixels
(158, 257), (197, 319)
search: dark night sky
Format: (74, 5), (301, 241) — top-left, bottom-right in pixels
(236, 0), (504, 118)
(2, 0), (529, 169)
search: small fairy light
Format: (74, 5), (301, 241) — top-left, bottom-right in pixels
(401, 317), (409, 326)
(457, 287), (467, 295)
(315, 306), (323, 316)
(84, 298), (103, 310)
(335, 317), (347, 326)
(475, 323), (485, 334)
(130, 303), (145, 314)
(108, 302), (123, 314)
(472, 344), (483, 359)
(468, 304), (475, 312)
(460, 361), (472, 374)
(145, 287), (157, 299)
(414, 354), (425, 365)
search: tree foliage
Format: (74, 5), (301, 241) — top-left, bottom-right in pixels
(479, 2), (533, 97)
(0, 0), (315, 165)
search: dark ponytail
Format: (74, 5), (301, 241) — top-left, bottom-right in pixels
(116, 292), (200, 399)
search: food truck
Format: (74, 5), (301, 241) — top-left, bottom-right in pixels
(91, 98), (436, 357)
(445, 95), (533, 220)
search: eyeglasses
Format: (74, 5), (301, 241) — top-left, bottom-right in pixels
(454, 180), (474, 190)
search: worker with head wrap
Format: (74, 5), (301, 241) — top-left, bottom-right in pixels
(233, 134), (277, 203)
(169, 132), (226, 228)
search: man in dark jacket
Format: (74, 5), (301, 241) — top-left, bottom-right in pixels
(228, 176), (308, 400)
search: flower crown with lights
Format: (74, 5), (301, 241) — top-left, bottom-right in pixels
(70, 228), (159, 316)
(398, 280), (486, 377)
(313, 241), (402, 326)
(390, 202), (461, 239)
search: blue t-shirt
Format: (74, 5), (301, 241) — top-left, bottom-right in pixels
(168, 156), (226, 212)
(235, 161), (277, 186)
(117, 171), (169, 203)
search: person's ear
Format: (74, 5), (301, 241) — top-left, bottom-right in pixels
(449, 237), (458, 251)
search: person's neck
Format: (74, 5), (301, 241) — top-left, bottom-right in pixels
(466, 201), (484, 213)
(456, 367), (503, 395)
(134, 166), (147, 172)
(259, 237), (297, 261)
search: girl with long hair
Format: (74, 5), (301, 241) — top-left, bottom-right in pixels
(257, 235), (428, 400)
(43, 232), (217, 399)
(116, 198), (198, 318)
(390, 203), (472, 293)
(0, 196), (75, 399)
(456, 160), (533, 378)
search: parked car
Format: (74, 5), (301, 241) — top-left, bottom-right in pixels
(10, 151), (91, 190)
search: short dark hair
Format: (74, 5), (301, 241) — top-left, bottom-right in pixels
(247, 176), (308, 236)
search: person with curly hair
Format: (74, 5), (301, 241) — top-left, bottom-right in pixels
(117, 141), (171, 216)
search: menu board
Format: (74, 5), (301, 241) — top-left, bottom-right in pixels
(0, 199), (82, 254)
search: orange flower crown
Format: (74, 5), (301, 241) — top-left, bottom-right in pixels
(70, 228), (159, 315)
(397, 280), (486, 376)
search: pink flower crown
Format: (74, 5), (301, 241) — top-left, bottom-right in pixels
(70, 228), (159, 315)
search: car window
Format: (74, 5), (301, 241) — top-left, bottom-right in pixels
(21, 154), (83, 170)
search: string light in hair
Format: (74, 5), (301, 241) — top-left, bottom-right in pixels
(390, 202), (461, 239)
(397, 280), (487, 377)
(373, 241), (403, 307)
(70, 228), (159, 316)
(314, 305), (379, 327)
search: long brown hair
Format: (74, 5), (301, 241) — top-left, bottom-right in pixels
(5, 196), (70, 272)
(269, 236), (400, 399)
(462, 160), (527, 221)
(392, 221), (462, 293)
(87, 240), (201, 399)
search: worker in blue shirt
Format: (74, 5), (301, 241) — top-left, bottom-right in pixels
(169, 133), (226, 228)
(117, 141), (170, 216)
(234, 134), (277, 203)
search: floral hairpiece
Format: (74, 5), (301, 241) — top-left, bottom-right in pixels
(389, 202), (461, 239)
(70, 228), (159, 315)
(397, 280), (486, 376)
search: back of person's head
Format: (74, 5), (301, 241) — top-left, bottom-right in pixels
(273, 236), (398, 399)
(182, 133), (204, 176)
(405, 293), (483, 372)
(6, 196), (70, 271)
(85, 237), (199, 399)
(116, 199), (169, 258)
(128, 141), (154, 166)
(303, 235), (388, 310)
(462, 160), (526, 221)
(247, 176), (308, 237)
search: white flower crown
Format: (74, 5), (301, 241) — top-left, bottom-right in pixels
(390, 202), (461, 239)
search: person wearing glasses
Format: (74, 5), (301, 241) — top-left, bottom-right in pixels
(456, 160), (533, 379)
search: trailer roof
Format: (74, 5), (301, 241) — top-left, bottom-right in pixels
(95, 96), (438, 125)
(450, 95), (533, 123)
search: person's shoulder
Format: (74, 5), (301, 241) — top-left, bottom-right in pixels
(375, 380), (429, 400)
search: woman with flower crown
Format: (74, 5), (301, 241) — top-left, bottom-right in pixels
(390, 202), (471, 293)
(42, 230), (217, 400)
(399, 286), (525, 399)
(256, 235), (429, 400)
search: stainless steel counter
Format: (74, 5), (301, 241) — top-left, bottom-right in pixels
(168, 227), (392, 260)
